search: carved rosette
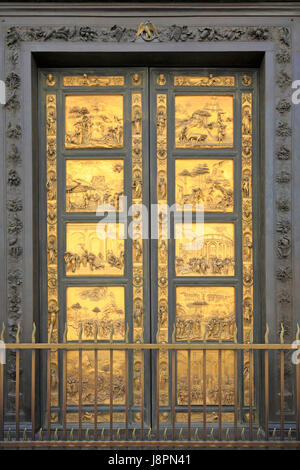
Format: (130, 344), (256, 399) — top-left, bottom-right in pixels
(273, 27), (293, 347)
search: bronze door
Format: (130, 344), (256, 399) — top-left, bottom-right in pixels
(41, 68), (256, 428)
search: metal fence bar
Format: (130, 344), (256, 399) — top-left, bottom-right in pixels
(15, 348), (20, 440)
(218, 349), (222, 441)
(249, 348), (253, 440)
(78, 348), (83, 440)
(297, 361), (300, 441)
(141, 350), (144, 441)
(94, 348), (98, 440)
(156, 349), (160, 441)
(109, 348), (113, 441)
(280, 350), (285, 441)
(125, 349), (129, 441)
(62, 348), (67, 440)
(31, 348), (36, 441)
(0, 363), (3, 442)
(203, 349), (207, 441)
(234, 349), (238, 441)
(265, 349), (269, 441)
(171, 349), (176, 441)
(46, 349), (51, 440)
(187, 348), (191, 441)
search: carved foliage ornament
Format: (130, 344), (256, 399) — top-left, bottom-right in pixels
(6, 24), (278, 46)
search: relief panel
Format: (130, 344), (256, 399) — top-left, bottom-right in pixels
(65, 223), (125, 276)
(175, 223), (235, 276)
(67, 350), (126, 406)
(65, 94), (123, 148)
(66, 286), (125, 341)
(66, 159), (124, 212)
(177, 350), (234, 405)
(176, 286), (235, 342)
(175, 95), (234, 148)
(174, 75), (235, 87)
(175, 158), (234, 212)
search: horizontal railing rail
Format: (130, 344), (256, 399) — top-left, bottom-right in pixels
(0, 322), (300, 448)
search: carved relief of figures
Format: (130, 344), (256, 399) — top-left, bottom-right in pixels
(174, 75), (235, 87)
(176, 286), (235, 342)
(156, 105), (166, 135)
(65, 223), (124, 276)
(65, 94), (123, 148)
(132, 169), (142, 198)
(133, 299), (143, 327)
(158, 300), (168, 327)
(175, 159), (234, 212)
(63, 74), (124, 87)
(175, 223), (235, 276)
(177, 350), (234, 405)
(47, 235), (57, 264)
(46, 170), (56, 200)
(67, 286), (125, 341)
(132, 104), (142, 134)
(46, 106), (56, 135)
(66, 159), (124, 212)
(67, 350), (125, 405)
(175, 95), (233, 148)
(157, 171), (167, 199)
(133, 238), (142, 263)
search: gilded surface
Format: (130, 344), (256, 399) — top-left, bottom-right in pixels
(176, 286), (235, 342)
(66, 286), (125, 341)
(174, 75), (235, 87)
(65, 223), (124, 276)
(65, 94), (123, 148)
(66, 159), (124, 212)
(157, 93), (169, 406)
(175, 159), (234, 212)
(175, 95), (234, 148)
(46, 94), (59, 406)
(175, 223), (235, 276)
(132, 92), (144, 406)
(64, 74), (124, 87)
(67, 351), (125, 405)
(242, 92), (254, 405)
(176, 412), (234, 423)
(177, 350), (234, 405)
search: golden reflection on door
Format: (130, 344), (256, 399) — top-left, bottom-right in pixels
(65, 94), (123, 148)
(45, 70), (255, 424)
(175, 95), (234, 148)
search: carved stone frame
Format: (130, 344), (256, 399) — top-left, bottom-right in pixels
(0, 12), (296, 424)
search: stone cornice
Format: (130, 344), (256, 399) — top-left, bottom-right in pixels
(0, 2), (299, 18)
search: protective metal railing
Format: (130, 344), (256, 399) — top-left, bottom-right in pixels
(0, 322), (300, 448)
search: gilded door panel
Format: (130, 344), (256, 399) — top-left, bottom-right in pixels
(175, 158), (234, 212)
(65, 159), (124, 212)
(66, 286), (125, 341)
(65, 94), (124, 149)
(65, 223), (125, 276)
(175, 95), (234, 148)
(41, 68), (150, 426)
(176, 286), (236, 342)
(151, 68), (256, 424)
(175, 223), (235, 276)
